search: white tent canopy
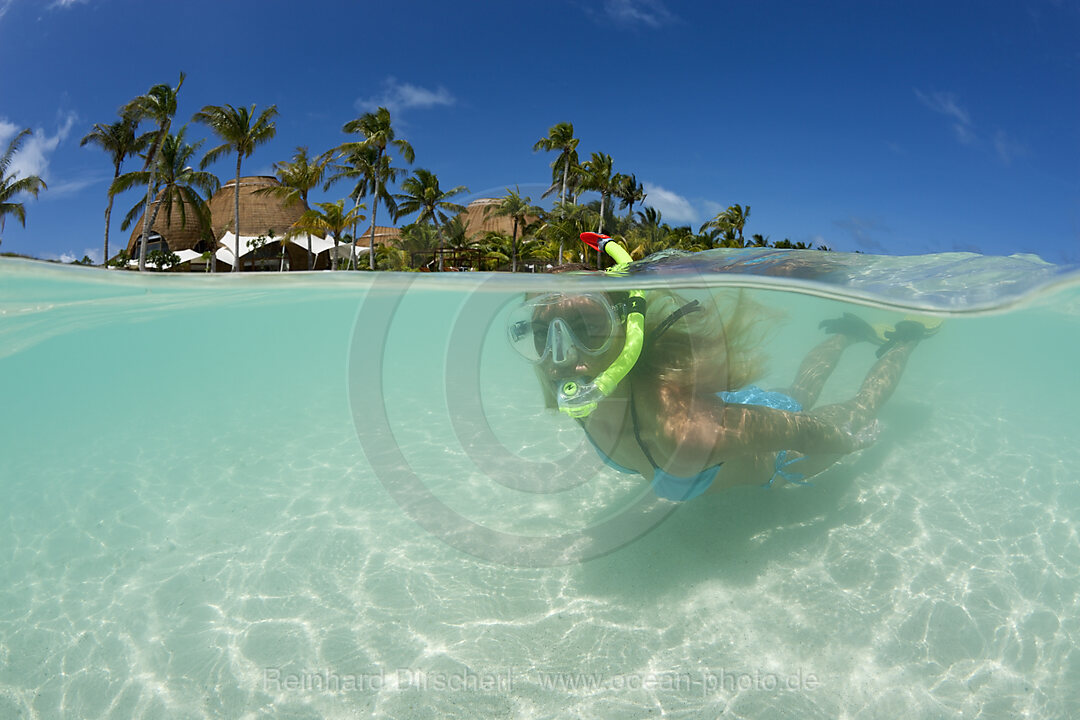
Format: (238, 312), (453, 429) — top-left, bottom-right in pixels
(327, 242), (370, 260)
(126, 248), (203, 269)
(215, 231), (347, 266)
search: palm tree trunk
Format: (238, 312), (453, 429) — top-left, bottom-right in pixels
(306, 233), (313, 270)
(511, 219), (518, 273)
(103, 164), (120, 267)
(368, 186), (378, 271)
(437, 222), (445, 272)
(233, 157), (242, 272)
(136, 127), (168, 272)
(103, 197), (114, 267)
(140, 191), (168, 268)
(560, 156), (568, 207)
(137, 174), (155, 272)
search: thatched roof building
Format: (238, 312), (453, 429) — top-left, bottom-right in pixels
(459, 198), (540, 239)
(124, 190), (213, 257)
(208, 176), (305, 241)
(355, 225), (402, 248)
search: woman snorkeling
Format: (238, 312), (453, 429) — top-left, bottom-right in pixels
(508, 233), (938, 501)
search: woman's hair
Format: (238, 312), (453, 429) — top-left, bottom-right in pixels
(635, 288), (777, 394)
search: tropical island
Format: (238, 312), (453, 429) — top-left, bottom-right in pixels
(1, 73), (828, 274)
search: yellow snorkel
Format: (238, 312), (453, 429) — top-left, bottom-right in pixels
(556, 233), (646, 418)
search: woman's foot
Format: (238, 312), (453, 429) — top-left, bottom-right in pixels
(819, 312), (885, 345)
(875, 316), (942, 357)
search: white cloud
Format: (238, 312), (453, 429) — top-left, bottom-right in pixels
(914, 90), (1026, 166)
(642, 183), (695, 224)
(42, 176), (99, 198)
(0, 0), (89, 21)
(700, 200), (726, 220)
(356, 78), (455, 115)
(0, 119), (18, 145)
(603, 0), (676, 27)
(915, 89), (975, 145)
(993, 129), (1027, 166)
(43, 247), (98, 264)
(3, 112), (77, 183)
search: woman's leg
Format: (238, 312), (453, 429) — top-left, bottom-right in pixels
(844, 340), (917, 424)
(784, 334), (855, 409)
(785, 312), (890, 410)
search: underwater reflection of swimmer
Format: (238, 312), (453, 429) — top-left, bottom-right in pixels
(507, 234), (939, 501)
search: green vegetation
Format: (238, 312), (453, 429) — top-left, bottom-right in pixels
(48, 78), (840, 271)
(110, 126), (219, 251)
(123, 73), (186, 271)
(79, 111), (147, 267)
(193, 102), (278, 271)
(337, 108), (414, 270)
(0, 129), (47, 245)
(256, 147), (332, 270)
(291, 199), (366, 270)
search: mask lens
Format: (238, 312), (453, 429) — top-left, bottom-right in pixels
(561, 301), (614, 351)
(507, 294), (618, 363)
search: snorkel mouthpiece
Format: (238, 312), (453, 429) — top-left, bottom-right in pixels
(557, 377), (606, 418)
(555, 234), (645, 418)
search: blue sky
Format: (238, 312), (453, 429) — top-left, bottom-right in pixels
(1, 0), (1077, 263)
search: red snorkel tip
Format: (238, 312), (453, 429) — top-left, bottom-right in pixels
(580, 232), (607, 251)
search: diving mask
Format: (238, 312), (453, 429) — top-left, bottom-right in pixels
(508, 234), (646, 418)
(507, 293), (623, 365)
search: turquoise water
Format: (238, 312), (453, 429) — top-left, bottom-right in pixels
(1, 251), (1079, 719)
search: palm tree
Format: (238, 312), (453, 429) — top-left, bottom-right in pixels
(0, 129), (47, 241)
(255, 146), (331, 270)
(80, 113), (147, 265)
(193, 103), (278, 271)
(537, 200), (588, 265)
(339, 107), (414, 270)
(290, 199), (366, 269)
(575, 152), (617, 235)
(635, 206), (665, 250)
(326, 143), (403, 270)
(615, 173), (646, 220)
(394, 169), (468, 271)
(394, 169), (469, 226)
(123, 73), (185, 271)
(477, 230), (512, 271)
(486, 187), (541, 272)
(534, 123), (580, 265)
(533, 122), (580, 204)
(111, 127), (220, 259)
(439, 215), (484, 270)
(700, 204), (751, 247)
(392, 222), (440, 269)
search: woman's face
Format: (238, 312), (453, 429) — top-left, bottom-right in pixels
(531, 294), (626, 382)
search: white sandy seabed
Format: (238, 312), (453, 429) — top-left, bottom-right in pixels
(1, 260), (1079, 719)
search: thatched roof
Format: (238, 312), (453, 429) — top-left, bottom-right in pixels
(459, 198), (539, 239)
(207, 176), (305, 242)
(355, 225), (401, 246)
(125, 189), (212, 255)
